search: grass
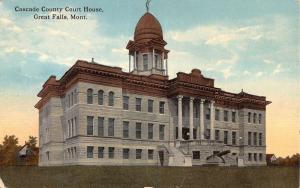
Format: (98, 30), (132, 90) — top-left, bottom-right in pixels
(0, 166), (298, 188)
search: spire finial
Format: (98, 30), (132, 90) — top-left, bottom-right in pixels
(146, 0), (151, 12)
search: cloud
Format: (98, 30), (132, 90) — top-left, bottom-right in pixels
(243, 70), (250, 75)
(255, 72), (264, 77)
(273, 64), (284, 74)
(216, 52), (239, 65)
(0, 6), (130, 68)
(168, 24), (264, 46)
(221, 66), (233, 79)
(263, 59), (274, 64)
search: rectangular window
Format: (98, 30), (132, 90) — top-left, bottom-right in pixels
(123, 121), (129, 138)
(253, 132), (257, 146)
(148, 123), (153, 139)
(136, 149), (142, 159)
(74, 89), (77, 104)
(192, 151), (200, 159)
(224, 131), (228, 144)
(232, 131), (236, 145)
(206, 108), (210, 120)
(159, 101), (165, 114)
(148, 99), (153, 113)
(148, 149), (154, 160)
(136, 122), (142, 139)
(108, 147), (114, 159)
(248, 153), (252, 161)
(123, 96), (129, 110)
(248, 132), (252, 145)
(232, 111), (236, 122)
(98, 147), (104, 158)
(71, 119), (74, 137)
(68, 95), (70, 108)
(143, 54), (148, 70)
(258, 114), (262, 124)
(259, 153), (263, 161)
(215, 130), (220, 141)
(205, 129), (210, 139)
(108, 118), (114, 136)
(87, 116), (93, 135)
(46, 151), (50, 160)
(136, 98), (142, 111)
(253, 113), (257, 124)
(123, 148), (129, 159)
(87, 146), (94, 158)
(215, 109), (220, 121)
(71, 92), (74, 106)
(98, 117), (104, 137)
(248, 112), (251, 123)
(259, 133), (262, 146)
(159, 124), (165, 140)
(224, 110), (228, 122)
(254, 153), (257, 161)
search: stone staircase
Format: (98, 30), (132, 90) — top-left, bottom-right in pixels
(165, 145), (192, 166)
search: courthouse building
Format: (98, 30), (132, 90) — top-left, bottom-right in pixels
(35, 10), (271, 166)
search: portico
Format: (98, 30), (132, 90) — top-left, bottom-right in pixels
(175, 95), (215, 142)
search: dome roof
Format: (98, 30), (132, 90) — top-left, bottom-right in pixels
(134, 12), (163, 42)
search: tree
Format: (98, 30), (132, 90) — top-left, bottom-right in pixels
(25, 136), (39, 165)
(275, 153), (300, 166)
(27, 136), (37, 149)
(0, 135), (20, 166)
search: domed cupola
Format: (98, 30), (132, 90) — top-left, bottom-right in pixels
(134, 12), (163, 43)
(126, 2), (169, 76)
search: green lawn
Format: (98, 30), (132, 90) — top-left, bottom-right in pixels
(0, 166), (298, 188)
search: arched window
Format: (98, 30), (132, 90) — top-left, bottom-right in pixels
(87, 89), (93, 104)
(98, 90), (104, 105)
(108, 91), (114, 106)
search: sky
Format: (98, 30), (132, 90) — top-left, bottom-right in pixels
(0, 0), (299, 157)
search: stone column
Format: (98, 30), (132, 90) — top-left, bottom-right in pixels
(189, 97), (194, 140)
(134, 51), (137, 70)
(152, 48), (155, 70)
(166, 58), (168, 76)
(129, 54), (131, 72)
(210, 101), (215, 140)
(162, 52), (164, 70)
(200, 99), (205, 139)
(177, 95), (183, 140)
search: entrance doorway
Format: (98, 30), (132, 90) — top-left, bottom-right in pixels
(182, 128), (196, 140)
(159, 151), (164, 166)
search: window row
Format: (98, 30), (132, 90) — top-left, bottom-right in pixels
(123, 121), (165, 140)
(67, 117), (77, 138)
(86, 146), (155, 160)
(214, 109), (237, 122)
(123, 97), (165, 114)
(248, 153), (264, 162)
(136, 53), (163, 71)
(215, 130), (237, 145)
(248, 132), (263, 146)
(67, 89), (78, 108)
(248, 112), (262, 124)
(65, 147), (77, 160)
(87, 89), (115, 106)
(87, 117), (165, 140)
(87, 116), (115, 137)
